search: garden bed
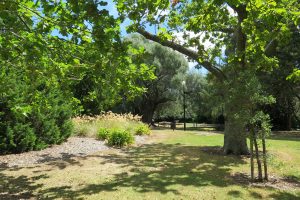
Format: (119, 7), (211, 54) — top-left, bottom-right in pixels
(0, 135), (149, 167)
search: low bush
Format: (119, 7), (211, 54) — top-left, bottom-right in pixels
(107, 130), (134, 147)
(0, 67), (74, 154)
(135, 124), (151, 135)
(97, 128), (111, 140)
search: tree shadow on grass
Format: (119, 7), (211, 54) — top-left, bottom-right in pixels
(227, 190), (300, 200)
(282, 175), (300, 186)
(269, 191), (300, 200)
(38, 143), (247, 198)
(1, 142), (299, 199)
(227, 190), (242, 198)
(227, 173), (300, 199)
(0, 170), (46, 199)
(37, 153), (84, 170)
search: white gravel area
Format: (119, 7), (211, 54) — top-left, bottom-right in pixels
(135, 135), (148, 144)
(0, 137), (109, 167)
(0, 135), (149, 167)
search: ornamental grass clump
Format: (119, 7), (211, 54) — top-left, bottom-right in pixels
(135, 124), (151, 135)
(97, 128), (111, 140)
(73, 111), (148, 137)
(72, 118), (98, 137)
(73, 112), (151, 147)
(107, 130), (134, 147)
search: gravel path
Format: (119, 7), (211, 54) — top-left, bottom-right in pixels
(0, 136), (148, 167)
(0, 137), (109, 167)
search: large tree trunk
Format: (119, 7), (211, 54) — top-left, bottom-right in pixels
(222, 4), (249, 156)
(223, 119), (249, 155)
(140, 103), (155, 124)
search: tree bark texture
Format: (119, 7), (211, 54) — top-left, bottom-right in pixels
(250, 129), (254, 181)
(140, 103), (155, 124)
(262, 135), (268, 181)
(253, 133), (263, 181)
(223, 119), (249, 155)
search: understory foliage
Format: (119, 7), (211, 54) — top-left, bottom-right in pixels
(0, 47), (75, 153)
(0, 70), (74, 153)
(0, 0), (154, 153)
(0, 1), (77, 153)
(222, 69), (274, 180)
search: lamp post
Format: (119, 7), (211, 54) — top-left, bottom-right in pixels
(182, 81), (186, 131)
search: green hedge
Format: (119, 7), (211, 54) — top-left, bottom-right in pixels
(0, 67), (74, 154)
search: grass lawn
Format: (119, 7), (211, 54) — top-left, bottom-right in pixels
(1, 128), (300, 199)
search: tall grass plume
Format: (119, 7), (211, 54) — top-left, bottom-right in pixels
(73, 111), (148, 138)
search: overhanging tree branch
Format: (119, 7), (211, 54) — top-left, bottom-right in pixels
(17, 14), (32, 32)
(136, 28), (226, 80)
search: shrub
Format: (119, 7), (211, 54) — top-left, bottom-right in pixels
(97, 128), (111, 140)
(107, 130), (134, 147)
(135, 124), (151, 135)
(0, 66), (74, 154)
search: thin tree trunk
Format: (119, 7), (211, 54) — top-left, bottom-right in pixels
(250, 127), (254, 181)
(287, 113), (292, 131)
(262, 133), (268, 181)
(253, 132), (263, 182)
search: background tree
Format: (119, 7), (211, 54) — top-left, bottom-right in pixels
(153, 72), (211, 123)
(183, 72), (219, 124)
(263, 25), (300, 130)
(122, 34), (188, 123)
(153, 71), (223, 125)
(115, 0), (299, 155)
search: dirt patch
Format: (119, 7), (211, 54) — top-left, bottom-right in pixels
(134, 135), (151, 146)
(274, 151), (293, 161)
(231, 172), (300, 191)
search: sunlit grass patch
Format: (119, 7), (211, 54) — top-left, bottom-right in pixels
(1, 129), (299, 199)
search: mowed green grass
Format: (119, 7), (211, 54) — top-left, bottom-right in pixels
(1, 129), (300, 200)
